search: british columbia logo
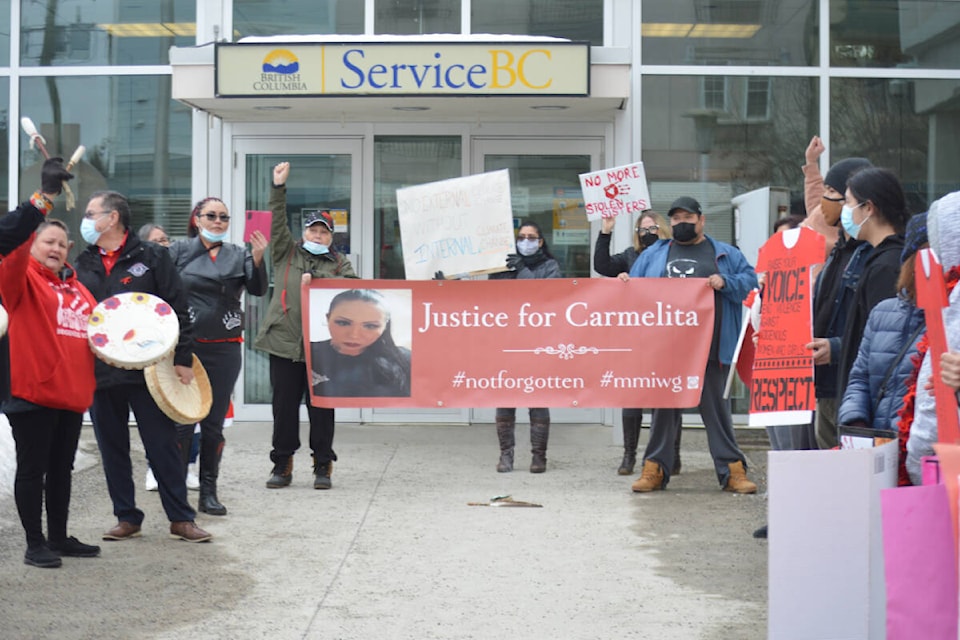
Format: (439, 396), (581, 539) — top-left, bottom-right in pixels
(255, 49), (307, 91)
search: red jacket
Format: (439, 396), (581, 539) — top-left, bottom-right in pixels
(0, 235), (97, 413)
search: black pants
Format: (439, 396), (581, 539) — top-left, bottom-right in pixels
(194, 341), (242, 462)
(8, 407), (82, 548)
(269, 354), (336, 465)
(91, 383), (195, 524)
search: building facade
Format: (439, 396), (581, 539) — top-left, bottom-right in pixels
(3, 0), (959, 424)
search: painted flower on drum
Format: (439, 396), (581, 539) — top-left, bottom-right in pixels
(90, 333), (109, 347)
(103, 297), (121, 310)
(88, 313), (104, 326)
(155, 302), (172, 316)
(132, 293), (149, 304)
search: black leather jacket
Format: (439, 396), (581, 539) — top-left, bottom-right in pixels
(169, 237), (268, 341)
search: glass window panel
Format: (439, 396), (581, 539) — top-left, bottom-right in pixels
(0, 0), (9, 65)
(472, 0), (603, 46)
(20, 76), (192, 250)
(641, 0), (819, 66)
(375, 0), (460, 35)
(483, 154), (592, 279)
(19, 0), (195, 66)
(375, 136), (462, 279)
(830, 77), (960, 211)
(831, 0), (960, 69)
(233, 0), (363, 38)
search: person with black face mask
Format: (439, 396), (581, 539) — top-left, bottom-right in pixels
(625, 197), (759, 495)
(593, 211), (683, 476)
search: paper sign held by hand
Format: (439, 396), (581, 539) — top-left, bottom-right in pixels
(579, 162), (651, 221)
(244, 210), (271, 243)
(915, 248), (959, 443)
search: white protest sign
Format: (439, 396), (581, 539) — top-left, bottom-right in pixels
(397, 169), (515, 280)
(579, 162), (652, 221)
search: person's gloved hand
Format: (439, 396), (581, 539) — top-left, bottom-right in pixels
(506, 253), (523, 271)
(433, 271), (446, 280)
(41, 157), (74, 196)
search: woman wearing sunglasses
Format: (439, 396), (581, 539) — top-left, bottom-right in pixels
(167, 197), (269, 515)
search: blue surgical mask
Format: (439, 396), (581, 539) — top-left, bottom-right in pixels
(200, 228), (228, 243)
(303, 240), (329, 255)
(80, 217), (102, 245)
(517, 239), (540, 256)
(840, 203), (866, 240)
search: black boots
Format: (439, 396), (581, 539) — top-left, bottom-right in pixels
(266, 457), (293, 488)
(673, 428), (683, 475)
(618, 415), (641, 475)
(496, 417), (516, 472)
(313, 456), (333, 490)
(198, 441), (227, 516)
(530, 419), (550, 473)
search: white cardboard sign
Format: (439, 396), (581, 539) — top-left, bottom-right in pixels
(578, 162), (652, 221)
(397, 169), (515, 280)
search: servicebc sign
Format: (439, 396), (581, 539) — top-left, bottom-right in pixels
(215, 42), (590, 97)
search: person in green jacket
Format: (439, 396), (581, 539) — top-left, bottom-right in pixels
(254, 161), (356, 490)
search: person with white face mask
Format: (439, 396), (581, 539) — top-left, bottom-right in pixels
(167, 198), (268, 515)
(834, 167), (910, 417)
(254, 162), (357, 491)
(489, 221), (561, 473)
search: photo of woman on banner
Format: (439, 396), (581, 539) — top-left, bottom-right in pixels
(309, 288), (412, 398)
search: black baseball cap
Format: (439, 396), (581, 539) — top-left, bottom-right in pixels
(304, 210), (334, 231)
(668, 196), (702, 217)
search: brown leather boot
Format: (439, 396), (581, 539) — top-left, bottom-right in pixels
(265, 457), (293, 488)
(495, 418), (515, 472)
(631, 460), (665, 492)
(618, 414), (641, 475)
(530, 419), (549, 473)
(723, 460), (757, 494)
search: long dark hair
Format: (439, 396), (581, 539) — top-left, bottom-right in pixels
(328, 289), (410, 393)
(517, 220), (556, 260)
(847, 168), (910, 234)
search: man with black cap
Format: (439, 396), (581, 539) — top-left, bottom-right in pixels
(255, 161), (357, 491)
(627, 196), (759, 494)
(800, 136), (873, 449)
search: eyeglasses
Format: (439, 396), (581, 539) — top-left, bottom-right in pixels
(517, 235), (540, 241)
(83, 210), (111, 220)
(822, 194), (845, 203)
(637, 226), (660, 234)
(199, 213), (230, 222)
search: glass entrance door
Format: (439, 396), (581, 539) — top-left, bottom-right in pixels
(233, 138), (363, 422)
(471, 138), (605, 424)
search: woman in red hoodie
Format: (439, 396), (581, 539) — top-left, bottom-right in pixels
(0, 159), (99, 568)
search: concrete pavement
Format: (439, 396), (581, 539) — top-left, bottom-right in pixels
(0, 422), (770, 639)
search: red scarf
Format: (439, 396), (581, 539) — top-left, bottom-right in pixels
(896, 266), (960, 485)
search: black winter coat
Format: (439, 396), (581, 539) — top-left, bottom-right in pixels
(76, 233), (194, 389)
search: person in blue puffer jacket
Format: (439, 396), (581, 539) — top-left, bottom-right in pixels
(838, 212), (927, 432)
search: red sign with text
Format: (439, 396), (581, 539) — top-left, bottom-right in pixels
(750, 227), (824, 426)
(302, 278), (714, 408)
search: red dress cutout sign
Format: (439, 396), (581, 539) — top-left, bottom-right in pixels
(750, 226), (825, 426)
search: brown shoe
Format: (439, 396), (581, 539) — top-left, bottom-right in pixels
(723, 461), (757, 494)
(631, 460), (665, 493)
(102, 521), (142, 541)
(169, 521), (213, 543)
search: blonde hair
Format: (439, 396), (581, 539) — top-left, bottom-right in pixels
(633, 211), (671, 253)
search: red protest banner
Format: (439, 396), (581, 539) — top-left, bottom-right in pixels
(302, 278), (714, 408)
(750, 227), (824, 426)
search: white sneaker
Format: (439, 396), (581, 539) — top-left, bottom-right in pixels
(186, 463), (200, 491)
(145, 467), (159, 492)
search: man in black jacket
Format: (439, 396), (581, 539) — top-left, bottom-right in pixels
(75, 190), (212, 543)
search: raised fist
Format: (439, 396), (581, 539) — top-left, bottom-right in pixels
(41, 157), (74, 196)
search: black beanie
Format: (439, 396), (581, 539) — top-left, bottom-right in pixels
(823, 157), (872, 194)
